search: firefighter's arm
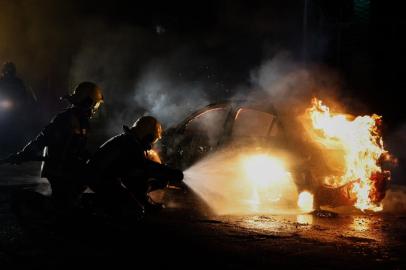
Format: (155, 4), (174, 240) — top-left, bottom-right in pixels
(4, 134), (48, 164)
(8, 114), (66, 164)
(145, 159), (184, 185)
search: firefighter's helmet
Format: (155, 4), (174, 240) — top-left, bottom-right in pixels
(128, 116), (163, 146)
(65, 82), (103, 112)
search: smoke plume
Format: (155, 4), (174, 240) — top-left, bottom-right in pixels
(133, 60), (210, 128)
(383, 185), (406, 214)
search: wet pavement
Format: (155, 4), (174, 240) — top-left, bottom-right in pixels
(1, 163), (406, 269)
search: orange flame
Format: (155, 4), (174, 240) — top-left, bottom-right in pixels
(306, 98), (391, 211)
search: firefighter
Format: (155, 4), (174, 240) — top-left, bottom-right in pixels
(0, 62), (29, 106)
(0, 62), (34, 151)
(87, 116), (184, 220)
(5, 81), (104, 213)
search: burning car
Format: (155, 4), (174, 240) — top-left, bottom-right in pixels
(160, 100), (287, 170)
(157, 98), (393, 214)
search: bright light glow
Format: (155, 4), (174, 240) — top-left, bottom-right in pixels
(183, 149), (303, 215)
(147, 149), (162, 163)
(240, 153), (299, 212)
(297, 191), (314, 212)
(0, 99), (13, 110)
(242, 154), (289, 187)
(93, 101), (102, 111)
(297, 214), (313, 225)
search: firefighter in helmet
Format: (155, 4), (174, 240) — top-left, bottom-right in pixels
(87, 116), (184, 220)
(0, 61), (36, 111)
(6, 81), (104, 212)
(0, 62), (27, 103)
(0, 61), (34, 151)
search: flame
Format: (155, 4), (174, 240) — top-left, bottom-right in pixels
(146, 149), (162, 163)
(305, 98), (391, 211)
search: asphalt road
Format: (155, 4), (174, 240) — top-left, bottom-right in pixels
(0, 163), (405, 269)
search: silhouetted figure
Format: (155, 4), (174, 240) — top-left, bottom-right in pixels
(7, 82), (104, 215)
(87, 116), (184, 221)
(0, 62), (33, 151)
(0, 62), (29, 107)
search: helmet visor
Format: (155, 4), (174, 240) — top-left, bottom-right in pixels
(152, 124), (163, 144)
(91, 100), (103, 115)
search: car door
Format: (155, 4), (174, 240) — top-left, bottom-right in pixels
(229, 107), (283, 148)
(162, 105), (231, 169)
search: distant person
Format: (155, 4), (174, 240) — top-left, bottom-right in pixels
(0, 61), (35, 151)
(5, 82), (104, 214)
(87, 116), (184, 221)
(0, 61), (33, 109)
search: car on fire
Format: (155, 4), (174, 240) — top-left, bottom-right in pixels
(158, 100), (358, 211)
(160, 100), (286, 170)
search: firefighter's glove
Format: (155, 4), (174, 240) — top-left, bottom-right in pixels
(172, 169), (184, 183)
(165, 169), (184, 188)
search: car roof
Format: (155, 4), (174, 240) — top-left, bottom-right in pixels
(167, 99), (278, 132)
(194, 99), (278, 116)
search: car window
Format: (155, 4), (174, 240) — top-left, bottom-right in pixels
(232, 108), (276, 137)
(184, 108), (228, 147)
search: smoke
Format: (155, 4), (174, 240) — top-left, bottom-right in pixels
(0, 1), (330, 137)
(251, 52), (310, 100)
(382, 185), (406, 214)
(68, 21), (157, 136)
(246, 52), (343, 174)
(386, 123), (406, 185)
(133, 60), (210, 128)
(380, 123), (406, 213)
(249, 51), (343, 113)
(0, 1), (218, 135)
(68, 19), (229, 136)
(71, 44), (218, 136)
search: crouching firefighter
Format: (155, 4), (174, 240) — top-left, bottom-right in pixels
(87, 116), (184, 221)
(4, 82), (104, 214)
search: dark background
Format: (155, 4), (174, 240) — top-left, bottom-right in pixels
(0, 0), (405, 181)
(0, 0), (404, 123)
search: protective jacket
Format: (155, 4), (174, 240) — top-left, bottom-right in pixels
(18, 106), (90, 179)
(88, 130), (183, 193)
